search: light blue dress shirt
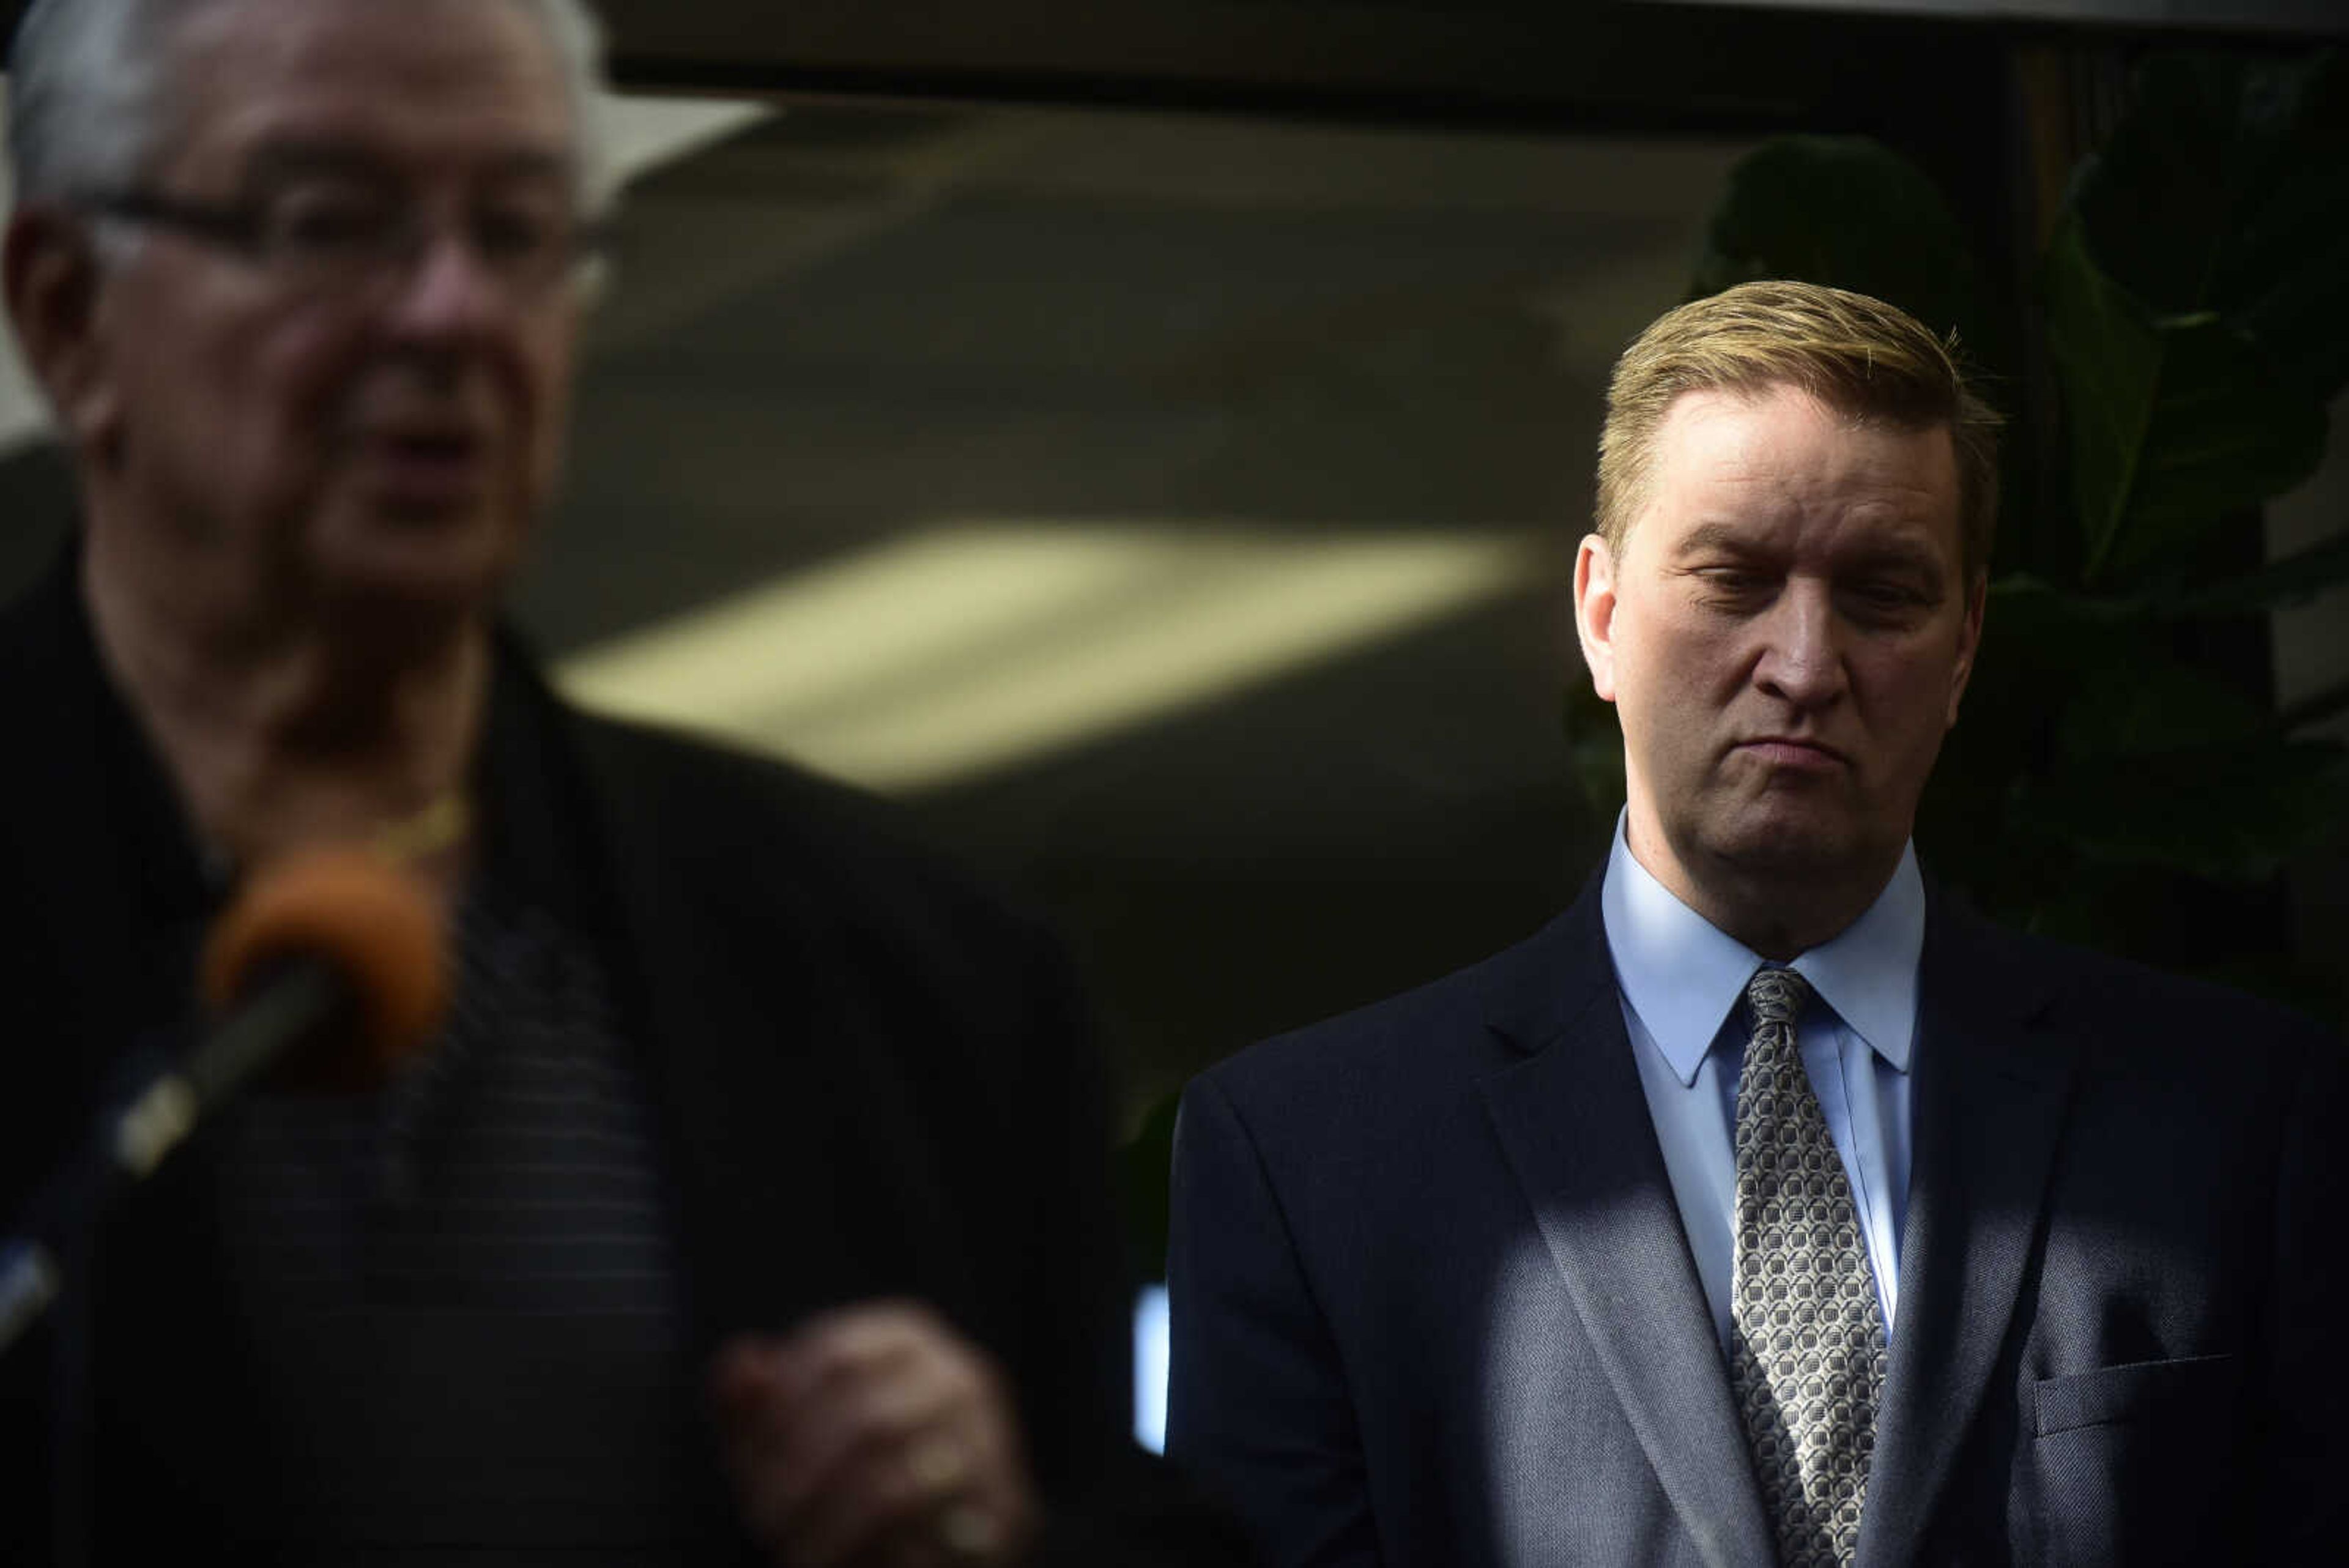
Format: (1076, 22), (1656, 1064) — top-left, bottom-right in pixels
(1600, 816), (1919, 1348)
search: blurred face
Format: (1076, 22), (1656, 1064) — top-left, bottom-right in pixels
(1574, 384), (1982, 932)
(75, 0), (585, 637)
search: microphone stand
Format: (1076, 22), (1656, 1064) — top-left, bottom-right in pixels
(2, 843), (442, 1567)
(0, 1055), (140, 1568)
(50, 1172), (95, 1568)
(0, 967), (352, 1568)
(0, 964), (346, 1359)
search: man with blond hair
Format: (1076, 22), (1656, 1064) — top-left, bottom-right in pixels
(1166, 280), (2342, 1566)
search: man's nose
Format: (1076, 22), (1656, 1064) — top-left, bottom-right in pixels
(381, 229), (511, 338)
(1753, 582), (1848, 707)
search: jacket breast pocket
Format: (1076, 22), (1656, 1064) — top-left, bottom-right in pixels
(2028, 1354), (2241, 1566)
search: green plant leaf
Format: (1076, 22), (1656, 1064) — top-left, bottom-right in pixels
(1691, 135), (1998, 373)
(2173, 524), (2349, 617)
(1981, 535), (2349, 624)
(1984, 571), (2147, 633)
(2025, 737), (2346, 881)
(2044, 217), (2326, 585)
(2055, 646), (2268, 762)
(2070, 50), (2349, 403)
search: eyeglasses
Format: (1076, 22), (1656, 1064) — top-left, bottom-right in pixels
(85, 185), (609, 304)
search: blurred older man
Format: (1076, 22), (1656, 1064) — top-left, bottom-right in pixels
(0, 2), (1226, 1564)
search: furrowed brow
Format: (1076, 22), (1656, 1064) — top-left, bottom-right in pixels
(1671, 522), (1776, 560)
(237, 141), (574, 194)
(237, 142), (399, 191)
(1846, 539), (1946, 584)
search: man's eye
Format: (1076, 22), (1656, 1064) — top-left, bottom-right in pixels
(265, 192), (394, 257)
(1694, 567), (1770, 595)
(1843, 580), (1933, 621)
(472, 206), (564, 265)
(1853, 579), (1928, 606)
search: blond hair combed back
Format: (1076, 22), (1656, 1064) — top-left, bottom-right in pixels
(1596, 280), (2002, 578)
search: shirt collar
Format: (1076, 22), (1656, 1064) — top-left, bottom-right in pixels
(1600, 812), (1923, 1087)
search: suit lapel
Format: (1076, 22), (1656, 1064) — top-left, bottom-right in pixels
(1855, 890), (2073, 1568)
(1476, 888), (1775, 1568)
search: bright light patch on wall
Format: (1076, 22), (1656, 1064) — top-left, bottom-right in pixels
(558, 521), (1540, 793)
(601, 96), (773, 177)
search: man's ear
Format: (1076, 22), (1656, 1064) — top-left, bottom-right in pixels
(1946, 569), (1987, 729)
(4, 206), (118, 454)
(1572, 532), (1621, 702)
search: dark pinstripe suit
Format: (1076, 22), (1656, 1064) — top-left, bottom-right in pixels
(1167, 874), (2343, 1566)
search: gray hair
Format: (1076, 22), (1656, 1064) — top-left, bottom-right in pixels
(7, 0), (618, 215)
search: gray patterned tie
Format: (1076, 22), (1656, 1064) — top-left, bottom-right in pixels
(1726, 966), (1887, 1567)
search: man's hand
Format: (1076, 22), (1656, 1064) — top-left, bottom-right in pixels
(711, 1302), (1043, 1568)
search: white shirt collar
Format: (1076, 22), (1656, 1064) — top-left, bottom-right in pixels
(1600, 812), (1923, 1087)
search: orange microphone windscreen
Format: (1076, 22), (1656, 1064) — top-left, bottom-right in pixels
(199, 847), (448, 1092)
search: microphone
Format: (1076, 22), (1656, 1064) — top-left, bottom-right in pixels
(1, 847), (448, 1352)
(113, 845), (449, 1174)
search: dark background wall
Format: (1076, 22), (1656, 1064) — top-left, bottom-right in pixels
(0, 0), (2340, 1142)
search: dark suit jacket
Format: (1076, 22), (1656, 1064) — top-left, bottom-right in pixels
(1165, 871), (2344, 1566)
(0, 555), (1238, 1564)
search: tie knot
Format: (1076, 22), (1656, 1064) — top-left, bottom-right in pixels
(1745, 965), (1809, 1028)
